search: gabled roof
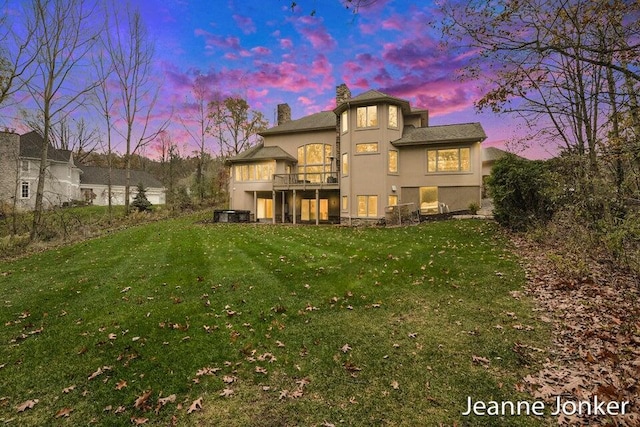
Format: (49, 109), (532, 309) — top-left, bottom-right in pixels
(78, 165), (164, 188)
(392, 123), (487, 146)
(482, 146), (524, 162)
(260, 111), (336, 136)
(334, 89), (411, 114)
(19, 131), (72, 163)
(226, 143), (297, 164)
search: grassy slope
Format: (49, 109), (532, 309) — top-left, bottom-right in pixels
(0, 218), (549, 426)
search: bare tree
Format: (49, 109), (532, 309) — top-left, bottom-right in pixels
(208, 97), (268, 157)
(0, 0), (39, 110)
(180, 76), (216, 203)
(92, 32), (116, 221)
(103, 2), (168, 213)
(20, 0), (102, 239)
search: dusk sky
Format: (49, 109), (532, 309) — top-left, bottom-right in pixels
(3, 0), (555, 159)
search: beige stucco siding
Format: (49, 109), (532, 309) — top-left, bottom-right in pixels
(340, 103), (404, 218)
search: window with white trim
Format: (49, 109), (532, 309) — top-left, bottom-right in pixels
(20, 181), (30, 199)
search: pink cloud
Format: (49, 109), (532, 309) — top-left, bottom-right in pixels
(194, 29), (241, 51)
(251, 46), (272, 56)
(291, 15), (336, 51)
(279, 38), (293, 49)
(233, 14), (256, 34)
(297, 96), (314, 106)
(381, 15), (403, 31)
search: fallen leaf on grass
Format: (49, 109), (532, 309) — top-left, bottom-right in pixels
(472, 355), (490, 366)
(156, 394), (176, 414)
(134, 390), (152, 410)
(187, 397), (203, 413)
(62, 385), (76, 394)
(115, 380), (127, 390)
(55, 407), (73, 418)
(391, 380), (400, 390)
(341, 344), (352, 353)
(255, 366), (268, 374)
(222, 375), (236, 384)
(88, 366), (112, 380)
(219, 388), (234, 398)
(16, 399), (38, 412)
(131, 417), (149, 425)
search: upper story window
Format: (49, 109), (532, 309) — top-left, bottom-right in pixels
(388, 150), (398, 173)
(342, 152), (349, 176)
(388, 105), (398, 128)
(356, 105), (377, 128)
(426, 148), (471, 173)
(21, 160), (29, 172)
(355, 142), (378, 154)
(341, 111), (348, 133)
(234, 161), (275, 182)
(297, 143), (333, 183)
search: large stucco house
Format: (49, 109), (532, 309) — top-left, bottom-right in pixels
(227, 84), (487, 224)
(0, 130), (165, 210)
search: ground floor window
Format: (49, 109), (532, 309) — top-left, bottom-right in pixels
(257, 198), (273, 219)
(388, 195), (398, 206)
(342, 195), (348, 211)
(357, 195), (378, 217)
(420, 187), (438, 214)
(20, 181), (30, 199)
(301, 199), (328, 221)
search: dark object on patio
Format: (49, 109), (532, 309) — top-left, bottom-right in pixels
(213, 210), (251, 223)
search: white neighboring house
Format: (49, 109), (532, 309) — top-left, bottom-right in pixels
(0, 130), (166, 210)
(78, 165), (166, 206)
(0, 130), (82, 210)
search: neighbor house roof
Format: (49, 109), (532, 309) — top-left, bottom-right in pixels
(482, 146), (524, 162)
(334, 89), (412, 114)
(392, 123), (487, 146)
(78, 165), (164, 188)
(19, 131), (72, 163)
(226, 143), (297, 164)
(259, 111), (336, 136)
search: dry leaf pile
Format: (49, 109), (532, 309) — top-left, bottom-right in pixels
(511, 235), (640, 426)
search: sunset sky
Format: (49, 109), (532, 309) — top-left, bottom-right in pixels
(2, 0), (556, 159)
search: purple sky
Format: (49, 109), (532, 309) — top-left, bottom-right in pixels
(2, 0), (557, 159)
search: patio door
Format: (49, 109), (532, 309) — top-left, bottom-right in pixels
(301, 199), (328, 221)
(257, 198), (273, 219)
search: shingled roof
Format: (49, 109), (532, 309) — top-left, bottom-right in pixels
(19, 131), (72, 163)
(392, 123), (487, 146)
(226, 143), (297, 164)
(78, 165), (164, 188)
(334, 89), (411, 114)
(259, 111), (336, 136)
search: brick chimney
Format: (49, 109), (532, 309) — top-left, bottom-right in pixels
(336, 83), (351, 107)
(277, 103), (291, 125)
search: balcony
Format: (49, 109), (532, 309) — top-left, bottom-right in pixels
(273, 172), (339, 190)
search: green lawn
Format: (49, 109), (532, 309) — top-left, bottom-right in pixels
(0, 217), (550, 426)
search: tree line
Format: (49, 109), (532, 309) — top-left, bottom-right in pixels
(0, 0), (267, 240)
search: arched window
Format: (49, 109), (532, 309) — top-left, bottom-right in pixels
(297, 143), (333, 183)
